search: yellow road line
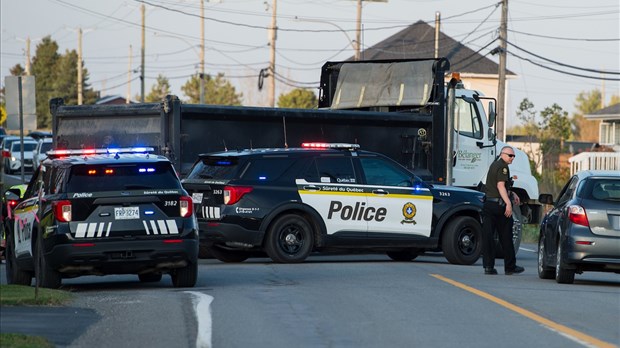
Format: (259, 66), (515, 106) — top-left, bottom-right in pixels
(431, 274), (617, 348)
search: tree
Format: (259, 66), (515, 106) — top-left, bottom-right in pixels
(145, 74), (171, 102)
(181, 73), (243, 105)
(277, 88), (317, 109)
(30, 36), (60, 128)
(572, 89), (602, 142)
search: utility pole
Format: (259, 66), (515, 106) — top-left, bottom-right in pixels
(353, 0), (387, 61)
(127, 45), (132, 103)
(25, 37), (31, 75)
(434, 12), (440, 59)
(77, 28), (83, 105)
(200, 0), (205, 104)
(268, 0), (277, 107)
(496, 0), (508, 141)
(141, 4), (146, 103)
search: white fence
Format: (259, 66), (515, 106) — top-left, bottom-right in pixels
(568, 152), (620, 175)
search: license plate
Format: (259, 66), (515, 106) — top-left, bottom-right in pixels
(192, 192), (204, 204)
(114, 207), (140, 220)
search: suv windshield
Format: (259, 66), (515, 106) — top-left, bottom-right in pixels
(67, 162), (182, 192)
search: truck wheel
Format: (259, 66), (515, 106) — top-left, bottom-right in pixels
(138, 273), (162, 282)
(555, 240), (575, 284)
(209, 245), (250, 263)
(265, 214), (313, 263)
(495, 208), (523, 258)
(387, 248), (421, 261)
(441, 216), (482, 265)
(171, 260), (198, 288)
(35, 238), (62, 289)
(537, 234), (554, 279)
(6, 233), (32, 286)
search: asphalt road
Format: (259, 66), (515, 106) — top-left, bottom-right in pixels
(1, 245), (619, 348)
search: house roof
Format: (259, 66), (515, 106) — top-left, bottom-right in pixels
(355, 20), (515, 77)
(584, 103), (620, 120)
(96, 95), (133, 105)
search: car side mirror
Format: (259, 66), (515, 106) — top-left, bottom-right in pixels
(539, 193), (554, 205)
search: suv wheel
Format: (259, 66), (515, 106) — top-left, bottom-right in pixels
(209, 245), (250, 263)
(35, 238), (62, 289)
(441, 216), (482, 265)
(171, 260), (198, 288)
(6, 233), (32, 286)
(265, 214), (314, 263)
(386, 248), (421, 261)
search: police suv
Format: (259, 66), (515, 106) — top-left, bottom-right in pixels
(5, 148), (199, 288)
(182, 143), (484, 264)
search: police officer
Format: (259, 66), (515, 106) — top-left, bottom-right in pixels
(482, 146), (524, 275)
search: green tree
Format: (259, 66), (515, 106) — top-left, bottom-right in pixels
(30, 36), (60, 128)
(572, 89), (602, 141)
(277, 88), (317, 109)
(0, 87), (6, 125)
(145, 74), (171, 102)
(181, 73), (242, 105)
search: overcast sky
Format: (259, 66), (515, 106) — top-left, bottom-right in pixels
(2, 0), (619, 128)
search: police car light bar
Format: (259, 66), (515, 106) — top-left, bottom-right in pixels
(47, 147), (155, 157)
(301, 142), (360, 150)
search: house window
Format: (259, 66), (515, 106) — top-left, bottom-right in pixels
(599, 122), (619, 146)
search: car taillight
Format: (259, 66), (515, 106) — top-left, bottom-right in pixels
(180, 196), (193, 217)
(223, 186), (253, 205)
(568, 205), (589, 227)
(2, 150), (10, 158)
(53, 200), (72, 222)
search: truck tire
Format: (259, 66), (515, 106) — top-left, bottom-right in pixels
(209, 245), (250, 263)
(441, 216), (482, 265)
(171, 260), (198, 288)
(387, 248), (421, 261)
(495, 208), (523, 258)
(6, 233), (32, 286)
(35, 238), (62, 289)
(264, 214), (314, 263)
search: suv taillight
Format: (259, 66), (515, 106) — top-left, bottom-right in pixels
(223, 186), (253, 205)
(180, 196), (193, 217)
(53, 200), (72, 222)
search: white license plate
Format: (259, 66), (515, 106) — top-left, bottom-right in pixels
(114, 207), (140, 220)
(192, 192), (204, 203)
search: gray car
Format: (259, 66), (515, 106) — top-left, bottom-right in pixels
(537, 170), (620, 284)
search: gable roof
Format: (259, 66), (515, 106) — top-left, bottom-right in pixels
(584, 103), (620, 120)
(356, 20), (515, 76)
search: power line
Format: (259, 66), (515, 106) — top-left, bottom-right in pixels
(508, 29), (619, 42)
(507, 40), (620, 75)
(507, 51), (620, 81)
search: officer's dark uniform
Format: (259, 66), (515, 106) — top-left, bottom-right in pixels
(482, 157), (517, 273)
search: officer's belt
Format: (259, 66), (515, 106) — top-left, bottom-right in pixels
(486, 197), (501, 202)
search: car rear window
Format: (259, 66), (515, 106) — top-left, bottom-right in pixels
(67, 162), (182, 192)
(240, 158), (296, 182)
(583, 178), (620, 201)
(186, 156), (242, 180)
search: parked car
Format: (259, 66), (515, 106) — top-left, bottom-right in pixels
(6, 140), (38, 174)
(537, 170), (620, 284)
(1, 136), (34, 173)
(33, 138), (53, 168)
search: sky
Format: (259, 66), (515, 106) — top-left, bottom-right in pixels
(1, 0), (619, 129)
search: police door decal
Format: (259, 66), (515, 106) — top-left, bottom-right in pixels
(366, 186), (433, 237)
(296, 179), (368, 235)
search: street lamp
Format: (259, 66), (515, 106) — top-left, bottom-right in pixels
(153, 33), (205, 104)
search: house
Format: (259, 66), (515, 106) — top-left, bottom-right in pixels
(568, 103), (620, 174)
(355, 20), (516, 109)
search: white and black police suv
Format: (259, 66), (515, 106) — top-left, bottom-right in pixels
(5, 148), (199, 288)
(182, 143), (484, 264)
